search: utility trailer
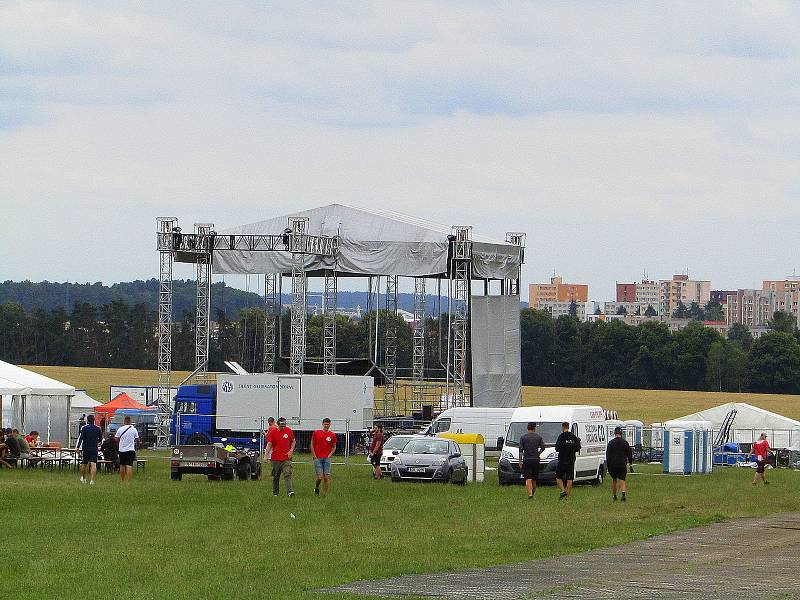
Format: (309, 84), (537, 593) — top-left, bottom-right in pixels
(170, 444), (263, 481)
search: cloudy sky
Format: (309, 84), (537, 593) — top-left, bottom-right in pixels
(2, 1), (799, 300)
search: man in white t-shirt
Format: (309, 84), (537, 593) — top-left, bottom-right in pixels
(114, 416), (140, 484)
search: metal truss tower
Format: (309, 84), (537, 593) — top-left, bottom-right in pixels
(323, 270), (337, 375)
(412, 277), (426, 406)
(155, 217), (176, 447)
(451, 226), (472, 407)
(382, 275), (398, 413)
(194, 223), (214, 383)
(505, 232), (526, 296)
(289, 217), (309, 375)
(263, 273), (278, 373)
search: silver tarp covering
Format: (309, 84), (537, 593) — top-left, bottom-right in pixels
(213, 204), (522, 279)
(3, 395), (71, 445)
(470, 295), (522, 408)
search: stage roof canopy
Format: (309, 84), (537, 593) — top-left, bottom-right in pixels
(215, 203), (522, 280)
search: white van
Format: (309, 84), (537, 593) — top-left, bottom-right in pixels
(422, 407), (515, 451)
(498, 405), (607, 485)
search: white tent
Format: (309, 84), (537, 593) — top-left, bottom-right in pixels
(676, 402), (800, 448)
(69, 389), (103, 435)
(0, 360), (75, 444)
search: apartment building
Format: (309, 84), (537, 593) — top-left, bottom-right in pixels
(529, 276), (589, 308)
(537, 300), (589, 321)
(726, 289), (798, 328)
(659, 275), (711, 316)
(763, 277), (800, 293)
(615, 280), (659, 313)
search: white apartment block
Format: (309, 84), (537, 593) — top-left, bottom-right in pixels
(727, 290), (799, 328)
(635, 281), (660, 311)
(603, 301), (649, 316)
(659, 276), (711, 316)
(538, 300), (589, 321)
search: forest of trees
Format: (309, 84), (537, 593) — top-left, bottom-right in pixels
(2, 300), (800, 395)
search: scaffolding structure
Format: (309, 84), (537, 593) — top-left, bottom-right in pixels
(156, 205), (524, 429)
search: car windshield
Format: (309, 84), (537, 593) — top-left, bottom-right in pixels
(384, 436), (413, 450)
(505, 422), (563, 447)
(403, 439), (450, 455)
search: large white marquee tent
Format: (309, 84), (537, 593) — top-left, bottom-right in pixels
(677, 402), (800, 448)
(0, 360), (75, 445)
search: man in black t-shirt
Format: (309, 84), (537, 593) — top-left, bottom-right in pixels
(554, 422), (581, 499)
(4, 429), (22, 467)
(518, 422), (545, 499)
(606, 427), (633, 501)
(76, 414), (102, 485)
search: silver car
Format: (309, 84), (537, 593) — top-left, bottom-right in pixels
(390, 437), (468, 484)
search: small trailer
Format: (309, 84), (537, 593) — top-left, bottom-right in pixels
(170, 444), (263, 481)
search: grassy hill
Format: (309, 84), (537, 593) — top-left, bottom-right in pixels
(23, 365), (800, 422)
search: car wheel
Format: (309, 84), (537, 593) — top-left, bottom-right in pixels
(444, 468), (453, 483)
(170, 472), (182, 481)
(237, 461), (252, 481)
(186, 433), (209, 445)
(457, 468), (467, 486)
(591, 465), (604, 486)
(391, 476), (401, 482)
(251, 463), (262, 481)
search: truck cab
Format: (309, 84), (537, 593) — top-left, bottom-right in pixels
(171, 384), (219, 446)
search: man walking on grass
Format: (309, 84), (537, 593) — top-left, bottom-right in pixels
(519, 422), (545, 499)
(606, 426), (633, 501)
(555, 422), (581, 500)
(265, 417), (295, 497)
(115, 415), (140, 484)
(752, 432), (770, 486)
(311, 418), (337, 497)
(368, 424), (385, 480)
(76, 415), (102, 485)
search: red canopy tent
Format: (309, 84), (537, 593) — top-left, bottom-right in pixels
(95, 392), (154, 423)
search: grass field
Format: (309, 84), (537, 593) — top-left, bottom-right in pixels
(23, 365), (800, 423)
(1, 456), (797, 600)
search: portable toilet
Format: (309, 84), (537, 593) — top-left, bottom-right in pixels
(647, 422), (664, 451)
(440, 433), (485, 483)
(623, 420), (644, 446)
(663, 420), (713, 474)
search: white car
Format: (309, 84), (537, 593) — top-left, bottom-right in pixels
(379, 435), (426, 473)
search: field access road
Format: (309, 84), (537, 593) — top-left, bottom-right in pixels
(325, 512), (800, 599)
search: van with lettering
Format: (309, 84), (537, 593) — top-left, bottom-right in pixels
(420, 407), (515, 450)
(497, 405), (607, 485)
(170, 373), (374, 450)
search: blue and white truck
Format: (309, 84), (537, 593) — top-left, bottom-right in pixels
(170, 373), (374, 450)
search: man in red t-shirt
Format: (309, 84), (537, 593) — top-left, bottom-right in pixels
(265, 417), (296, 497)
(368, 424), (385, 480)
(263, 417), (276, 459)
(310, 418), (337, 497)
(751, 433), (770, 486)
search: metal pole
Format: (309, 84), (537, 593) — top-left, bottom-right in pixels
(344, 418), (350, 465)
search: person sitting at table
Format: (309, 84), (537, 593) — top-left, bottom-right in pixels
(25, 430), (40, 446)
(17, 432), (40, 467)
(0, 430), (11, 469)
(4, 429), (22, 467)
(100, 433), (119, 472)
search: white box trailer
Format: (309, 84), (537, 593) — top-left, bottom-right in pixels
(214, 373), (374, 432)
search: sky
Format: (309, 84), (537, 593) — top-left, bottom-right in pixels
(2, 1), (799, 301)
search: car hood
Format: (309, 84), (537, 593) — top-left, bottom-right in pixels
(398, 453), (447, 466)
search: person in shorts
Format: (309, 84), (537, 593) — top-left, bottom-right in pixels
(76, 415), (102, 484)
(115, 416), (140, 484)
(518, 422), (545, 499)
(752, 433), (770, 486)
(310, 418), (337, 497)
(606, 426), (633, 501)
(554, 422), (581, 499)
(368, 424), (385, 480)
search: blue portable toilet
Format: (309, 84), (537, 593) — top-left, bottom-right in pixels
(663, 420), (713, 474)
(623, 420), (644, 446)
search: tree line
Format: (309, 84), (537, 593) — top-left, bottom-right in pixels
(2, 300), (800, 395)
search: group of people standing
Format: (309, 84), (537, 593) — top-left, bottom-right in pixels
(75, 414), (140, 485)
(518, 421), (633, 501)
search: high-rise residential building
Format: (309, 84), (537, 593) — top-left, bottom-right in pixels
(529, 276), (588, 309)
(726, 289), (799, 328)
(762, 277), (800, 293)
(659, 275), (711, 316)
(635, 280), (660, 312)
(616, 283), (637, 302)
(538, 300), (589, 321)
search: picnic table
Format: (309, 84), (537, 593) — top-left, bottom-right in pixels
(29, 447), (78, 470)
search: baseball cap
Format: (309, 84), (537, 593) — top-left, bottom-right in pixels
(277, 417), (287, 425)
(614, 426), (623, 435)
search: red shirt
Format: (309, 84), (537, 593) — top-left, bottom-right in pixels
(369, 431), (384, 455)
(753, 439), (770, 461)
(267, 426), (295, 461)
(311, 429), (337, 458)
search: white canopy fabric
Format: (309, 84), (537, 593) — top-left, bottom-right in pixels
(0, 376), (30, 395)
(214, 203), (523, 280)
(677, 402), (800, 432)
(0, 360), (75, 396)
(70, 389), (102, 410)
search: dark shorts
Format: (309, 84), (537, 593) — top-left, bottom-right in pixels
(82, 451), (98, 465)
(556, 461), (574, 482)
(608, 464), (627, 481)
(119, 451), (136, 467)
(369, 453), (382, 466)
(756, 459), (766, 474)
(522, 460), (540, 480)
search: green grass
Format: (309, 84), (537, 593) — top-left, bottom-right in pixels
(1, 455), (797, 600)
